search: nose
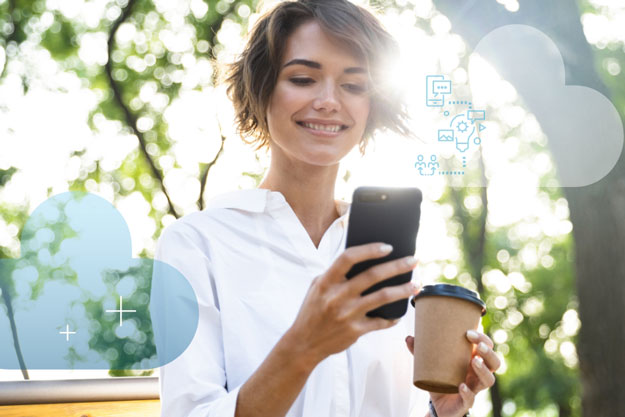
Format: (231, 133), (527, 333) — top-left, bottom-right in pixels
(312, 81), (341, 113)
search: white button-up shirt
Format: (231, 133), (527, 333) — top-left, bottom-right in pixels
(154, 188), (428, 417)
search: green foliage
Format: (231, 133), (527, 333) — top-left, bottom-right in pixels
(40, 14), (79, 61)
(0, 167), (17, 187)
(437, 178), (581, 416)
(579, 2), (625, 122)
(17, 196), (80, 300)
(83, 263), (155, 376)
(432, 35), (582, 412)
(0, 0), (262, 376)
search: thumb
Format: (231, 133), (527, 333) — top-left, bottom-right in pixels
(405, 335), (414, 355)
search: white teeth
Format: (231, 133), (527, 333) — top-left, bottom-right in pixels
(301, 122), (343, 133)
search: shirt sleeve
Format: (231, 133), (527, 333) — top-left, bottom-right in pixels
(152, 220), (241, 417)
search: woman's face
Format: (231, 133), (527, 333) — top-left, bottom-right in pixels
(266, 20), (371, 167)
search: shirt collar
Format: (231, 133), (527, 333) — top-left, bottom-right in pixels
(206, 188), (351, 226)
(206, 189), (269, 213)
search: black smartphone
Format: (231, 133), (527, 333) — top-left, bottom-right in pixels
(345, 186), (422, 319)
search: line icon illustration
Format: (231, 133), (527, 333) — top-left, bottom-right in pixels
(438, 129), (454, 142)
(59, 324), (77, 342)
(426, 75), (452, 107)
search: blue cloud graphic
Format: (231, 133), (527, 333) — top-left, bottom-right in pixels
(470, 24), (623, 187)
(0, 191), (198, 370)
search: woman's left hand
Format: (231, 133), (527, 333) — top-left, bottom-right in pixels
(405, 330), (501, 417)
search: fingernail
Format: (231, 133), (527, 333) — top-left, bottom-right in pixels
(474, 356), (484, 368)
(410, 282), (420, 294)
(461, 383), (469, 392)
(379, 244), (393, 253)
(466, 330), (479, 341)
(478, 342), (488, 354)
(404, 256), (418, 266)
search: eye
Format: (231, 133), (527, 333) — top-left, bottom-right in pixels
(289, 77), (314, 86)
(343, 83), (368, 94)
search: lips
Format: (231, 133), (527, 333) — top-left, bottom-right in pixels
(296, 121), (348, 133)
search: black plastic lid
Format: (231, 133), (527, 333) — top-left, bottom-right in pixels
(410, 284), (486, 316)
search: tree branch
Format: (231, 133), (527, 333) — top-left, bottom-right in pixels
(192, 2), (236, 208)
(104, 0), (180, 218)
(198, 125), (226, 211)
(473, 146), (488, 295)
(205, 1), (238, 61)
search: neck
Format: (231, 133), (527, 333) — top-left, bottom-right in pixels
(258, 145), (341, 247)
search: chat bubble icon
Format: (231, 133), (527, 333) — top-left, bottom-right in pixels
(432, 80), (452, 97)
(467, 110), (486, 121)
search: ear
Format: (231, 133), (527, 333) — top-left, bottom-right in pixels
(358, 135), (370, 156)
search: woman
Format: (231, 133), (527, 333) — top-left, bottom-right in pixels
(154, 1), (500, 416)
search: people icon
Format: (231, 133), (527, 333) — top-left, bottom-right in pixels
(428, 155), (440, 175)
(416, 154), (439, 176)
(415, 154), (427, 176)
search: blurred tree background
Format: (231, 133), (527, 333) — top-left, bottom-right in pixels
(1, 0), (624, 416)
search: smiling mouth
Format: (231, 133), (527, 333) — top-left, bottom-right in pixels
(296, 121), (348, 133)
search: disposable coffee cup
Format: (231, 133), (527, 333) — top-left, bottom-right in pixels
(410, 284), (486, 393)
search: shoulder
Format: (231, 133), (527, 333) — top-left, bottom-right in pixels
(158, 189), (270, 243)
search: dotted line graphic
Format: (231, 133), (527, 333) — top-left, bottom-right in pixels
(438, 171), (465, 176)
(447, 100), (473, 109)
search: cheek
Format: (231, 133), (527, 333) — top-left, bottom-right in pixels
(349, 92), (370, 114)
(267, 90), (301, 138)
(362, 101), (371, 122)
(270, 83), (308, 113)
(352, 97), (371, 127)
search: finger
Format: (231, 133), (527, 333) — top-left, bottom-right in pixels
(405, 335), (414, 354)
(458, 383), (475, 411)
(469, 356), (495, 391)
(348, 255), (419, 296)
(466, 330), (494, 349)
(356, 280), (418, 315)
(476, 342), (502, 372)
(326, 243), (394, 282)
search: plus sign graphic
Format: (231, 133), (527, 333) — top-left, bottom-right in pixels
(105, 295), (136, 327)
(59, 324), (76, 342)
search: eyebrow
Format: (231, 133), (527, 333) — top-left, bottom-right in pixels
(282, 58), (366, 74)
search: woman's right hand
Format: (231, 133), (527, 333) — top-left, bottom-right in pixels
(286, 242), (420, 368)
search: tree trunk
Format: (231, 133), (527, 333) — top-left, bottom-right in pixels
(560, 402), (572, 417)
(432, 1), (625, 415)
(0, 281), (29, 380)
(449, 148), (503, 417)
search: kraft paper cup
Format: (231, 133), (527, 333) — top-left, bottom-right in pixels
(410, 284), (486, 393)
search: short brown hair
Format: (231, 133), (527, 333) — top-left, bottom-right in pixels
(224, 0), (411, 155)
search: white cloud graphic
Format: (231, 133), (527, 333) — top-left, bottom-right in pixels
(470, 24), (623, 187)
